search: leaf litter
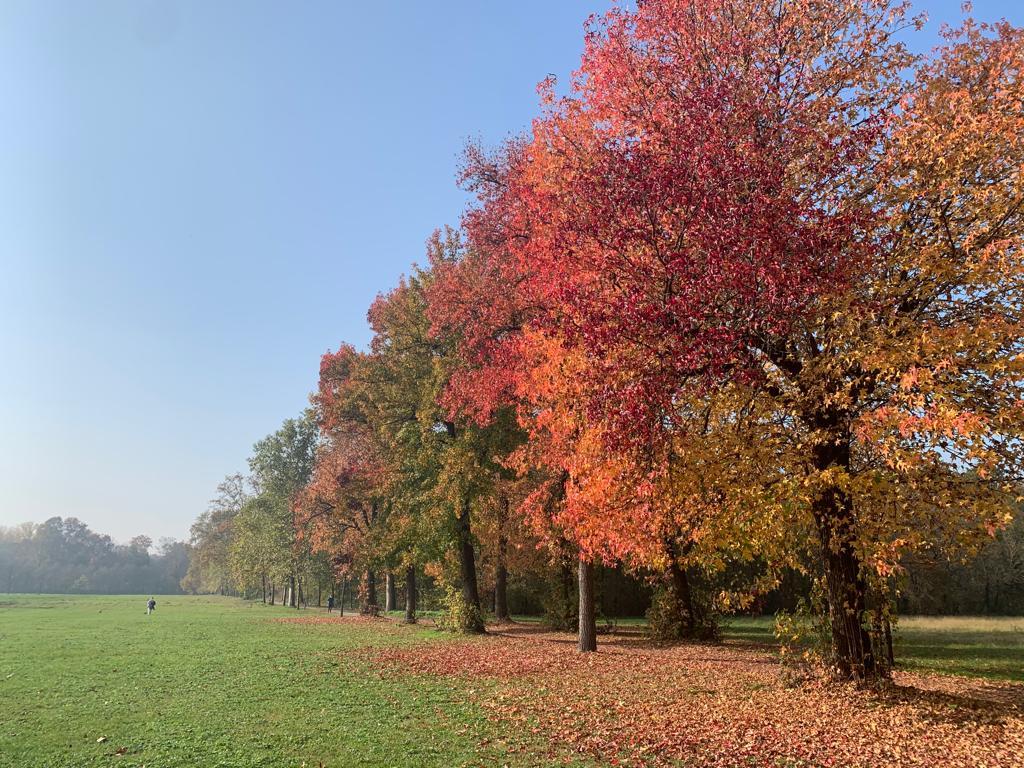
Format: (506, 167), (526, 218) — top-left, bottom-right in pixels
(366, 625), (1023, 767)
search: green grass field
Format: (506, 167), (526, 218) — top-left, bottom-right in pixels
(1, 596), (1021, 767)
(723, 614), (1024, 680)
(0, 595), (575, 768)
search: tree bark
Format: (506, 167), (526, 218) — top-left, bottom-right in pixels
(289, 575), (297, 608)
(339, 577), (346, 617)
(404, 565), (417, 624)
(270, 581), (275, 606)
(456, 496), (484, 632)
(664, 538), (696, 637)
(667, 558), (696, 636)
(385, 571), (396, 613)
(812, 433), (876, 680)
(494, 558), (509, 621)
(363, 569), (377, 613)
(578, 557), (597, 652)
(261, 573), (267, 604)
(494, 497), (510, 621)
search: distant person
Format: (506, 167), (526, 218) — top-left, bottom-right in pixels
(146, 597), (156, 615)
(326, 595), (335, 614)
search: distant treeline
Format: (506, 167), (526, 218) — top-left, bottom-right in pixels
(897, 512), (1024, 616)
(757, 513), (1024, 618)
(0, 517), (190, 595)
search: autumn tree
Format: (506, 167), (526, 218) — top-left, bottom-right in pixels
(183, 473), (248, 595)
(301, 346), (392, 614)
(367, 252), (490, 628)
(427, 241), (607, 649)
(230, 495), (293, 603)
(355, 231), (532, 632)
(248, 414), (319, 608)
(437, 146), (764, 648)
(457, 0), (1023, 678)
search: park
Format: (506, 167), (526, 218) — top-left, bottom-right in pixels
(3, 0), (1024, 765)
(0, 595), (1021, 766)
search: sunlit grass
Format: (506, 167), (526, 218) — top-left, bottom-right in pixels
(722, 614), (1024, 680)
(0, 594), (584, 767)
(1, 595), (1019, 767)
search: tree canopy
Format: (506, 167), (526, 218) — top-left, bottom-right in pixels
(183, 0), (1023, 682)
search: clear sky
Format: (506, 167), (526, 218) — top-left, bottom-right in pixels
(1, 1), (1021, 545)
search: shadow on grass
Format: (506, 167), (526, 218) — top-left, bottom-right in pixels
(871, 679), (1024, 727)
(895, 628), (1024, 680)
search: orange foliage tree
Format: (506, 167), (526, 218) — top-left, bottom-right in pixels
(442, 0), (1024, 677)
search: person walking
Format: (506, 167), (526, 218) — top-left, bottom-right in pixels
(146, 597), (156, 615)
(326, 594), (335, 614)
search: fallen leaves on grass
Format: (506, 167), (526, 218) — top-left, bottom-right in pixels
(368, 625), (1024, 768)
(272, 615), (391, 626)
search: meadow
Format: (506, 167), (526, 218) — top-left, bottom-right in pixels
(0, 595), (551, 768)
(723, 614), (1024, 680)
(1, 595), (1021, 767)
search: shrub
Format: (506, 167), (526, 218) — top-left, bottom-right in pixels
(774, 584), (832, 679)
(646, 585), (720, 642)
(435, 585), (484, 633)
(542, 586), (577, 631)
(647, 587), (687, 642)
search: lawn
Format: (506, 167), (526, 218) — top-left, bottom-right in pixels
(0, 595), (579, 768)
(1, 596), (1022, 767)
(722, 614), (1024, 680)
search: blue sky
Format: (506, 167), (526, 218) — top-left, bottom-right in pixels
(1, 1), (1020, 544)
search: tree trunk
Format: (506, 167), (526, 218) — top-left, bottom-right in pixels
(456, 496), (484, 632)
(385, 572), (396, 613)
(289, 575), (297, 608)
(443, 420), (483, 632)
(404, 565), (417, 624)
(812, 434), (876, 680)
(495, 559), (509, 621)
(363, 570), (377, 612)
(261, 573), (267, 604)
(664, 537), (696, 637)
(495, 496), (510, 621)
(317, 581), (321, 607)
(297, 579), (305, 608)
(578, 557), (597, 652)
(270, 582), (276, 606)
(667, 558), (696, 637)
(339, 577), (346, 617)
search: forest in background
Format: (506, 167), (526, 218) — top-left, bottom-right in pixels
(2, 502), (1018, 618)
(0, 518), (190, 595)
